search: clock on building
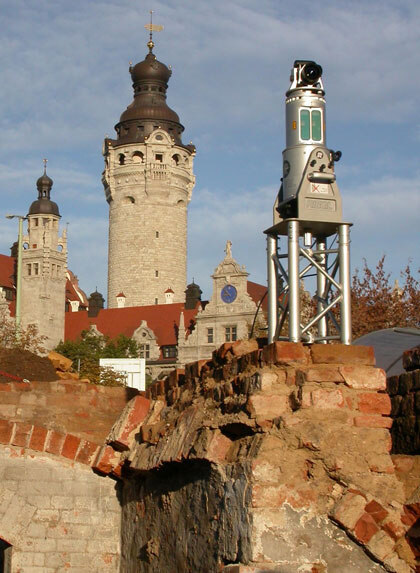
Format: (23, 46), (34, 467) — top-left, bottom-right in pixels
(221, 284), (237, 304)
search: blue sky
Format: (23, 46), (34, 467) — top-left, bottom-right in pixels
(0, 0), (418, 301)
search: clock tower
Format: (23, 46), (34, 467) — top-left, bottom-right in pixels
(103, 34), (195, 308)
(177, 242), (261, 364)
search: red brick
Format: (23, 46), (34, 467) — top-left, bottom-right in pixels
(76, 440), (99, 465)
(353, 415), (392, 428)
(0, 420), (14, 443)
(46, 430), (65, 455)
(13, 382), (32, 391)
(382, 520), (405, 540)
(309, 388), (344, 409)
(0, 383), (12, 392)
(92, 445), (121, 475)
(61, 434), (81, 460)
(29, 426), (48, 451)
(365, 500), (389, 523)
(246, 394), (290, 420)
(231, 339), (258, 357)
(339, 366), (386, 391)
(108, 395), (150, 451)
(12, 422), (32, 447)
(358, 393), (391, 415)
(354, 513), (380, 544)
(263, 342), (309, 366)
(311, 344), (375, 365)
(333, 492), (367, 530)
(297, 366), (344, 384)
(205, 431), (232, 463)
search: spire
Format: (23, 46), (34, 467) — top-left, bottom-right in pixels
(144, 10), (163, 54)
(28, 159), (60, 217)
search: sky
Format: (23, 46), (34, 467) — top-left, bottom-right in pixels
(0, 0), (419, 301)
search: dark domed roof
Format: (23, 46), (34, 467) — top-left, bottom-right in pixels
(109, 42), (187, 146)
(130, 50), (172, 86)
(28, 199), (60, 216)
(36, 172), (53, 193)
(28, 164), (60, 217)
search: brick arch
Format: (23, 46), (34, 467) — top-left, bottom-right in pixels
(0, 419), (99, 466)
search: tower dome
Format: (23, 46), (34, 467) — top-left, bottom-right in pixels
(113, 40), (185, 145)
(28, 162), (60, 217)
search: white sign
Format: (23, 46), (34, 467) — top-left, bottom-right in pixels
(99, 358), (146, 391)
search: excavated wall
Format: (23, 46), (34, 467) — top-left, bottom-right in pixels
(97, 341), (419, 572)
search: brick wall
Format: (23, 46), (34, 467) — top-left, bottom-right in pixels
(0, 379), (138, 443)
(0, 377), (140, 572)
(98, 341), (418, 572)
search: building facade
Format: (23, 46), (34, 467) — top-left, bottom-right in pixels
(103, 38), (196, 308)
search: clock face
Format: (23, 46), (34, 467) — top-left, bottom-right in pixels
(221, 284), (237, 304)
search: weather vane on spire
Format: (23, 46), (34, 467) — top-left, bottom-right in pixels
(144, 10), (163, 52)
(43, 158), (48, 174)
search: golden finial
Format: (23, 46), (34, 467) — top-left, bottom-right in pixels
(43, 158), (48, 174)
(144, 10), (163, 52)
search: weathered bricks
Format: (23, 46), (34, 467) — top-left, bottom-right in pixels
(262, 341), (309, 366)
(339, 365), (386, 390)
(358, 393), (391, 415)
(107, 395), (150, 451)
(311, 344), (375, 365)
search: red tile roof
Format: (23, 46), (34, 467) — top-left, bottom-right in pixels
(0, 254), (15, 289)
(65, 303), (199, 347)
(247, 280), (268, 313)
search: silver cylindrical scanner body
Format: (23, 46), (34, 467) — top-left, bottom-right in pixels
(282, 61), (327, 203)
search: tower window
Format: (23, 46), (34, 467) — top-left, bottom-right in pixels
(207, 328), (214, 344)
(155, 154), (163, 163)
(155, 298), (158, 305)
(118, 154), (125, 165)
(132, 151), (144, 163)
(33, 263), (39, 276)
(225, 326), (237, 342)
(26, 264), (32, 276)
(155, 270), (159, 277)
(156, 231), (159, 238)
(172, 154), (180, 165)
(34, 218), (39, 227)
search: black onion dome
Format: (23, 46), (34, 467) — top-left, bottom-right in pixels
(130, 51), (172, 86)
(28, 166), (60, 216)
(111, 42), (186, 146)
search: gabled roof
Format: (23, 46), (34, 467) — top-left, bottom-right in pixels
(65, 303), (199, 347)
(247, 280), (268, 313)
(0, 254), (15, 289)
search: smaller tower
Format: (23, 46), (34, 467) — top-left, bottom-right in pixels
(20, 163), (67, 349)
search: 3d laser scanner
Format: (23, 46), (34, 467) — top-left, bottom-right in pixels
(265, 60), (352, 344)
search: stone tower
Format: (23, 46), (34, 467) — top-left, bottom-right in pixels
(21, 166), (67, 349)
(103, 36), (196, 308)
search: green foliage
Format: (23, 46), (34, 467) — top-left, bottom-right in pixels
(55, 330), (141, 387)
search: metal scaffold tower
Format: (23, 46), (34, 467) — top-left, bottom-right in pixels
(265, 61), (352, 345)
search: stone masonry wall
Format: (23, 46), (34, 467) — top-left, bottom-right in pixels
(0, 446), (120, 572)
(98, 342), (420, 572)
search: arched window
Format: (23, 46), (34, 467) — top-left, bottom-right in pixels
(132, 151), (144, 163)
(118, 154), (125, 165)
